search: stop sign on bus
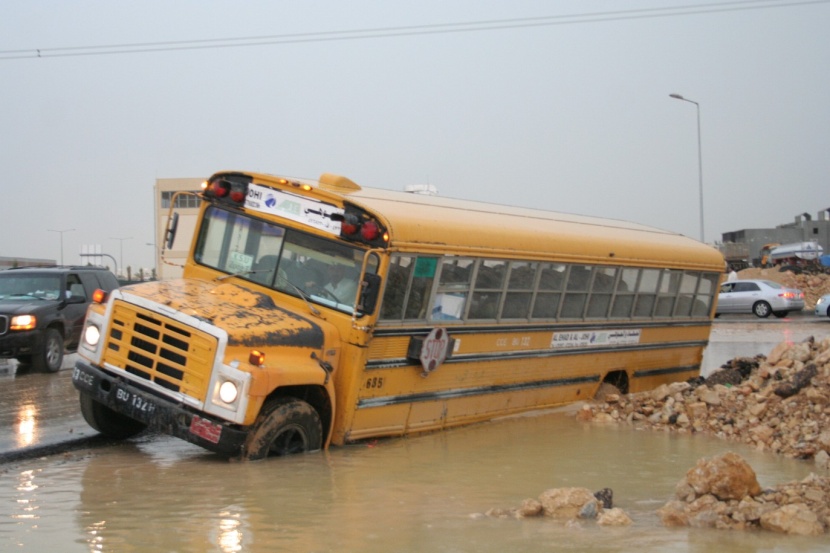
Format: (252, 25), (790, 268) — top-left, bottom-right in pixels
(419, 327), (452, 376)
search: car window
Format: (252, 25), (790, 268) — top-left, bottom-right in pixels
(94, 271), (120, 292)
(733, 282), (759, 292)
(719, 283), (733, 293)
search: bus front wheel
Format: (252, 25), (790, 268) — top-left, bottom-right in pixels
(79, 394), (147, 439)
(242, 397), (322, 461)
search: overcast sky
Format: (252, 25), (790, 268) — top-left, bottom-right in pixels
(2, 0), (828, 273)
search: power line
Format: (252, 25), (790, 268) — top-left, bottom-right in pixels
(1, 0), (827, 60)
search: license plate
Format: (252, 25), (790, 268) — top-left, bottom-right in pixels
(190, 415), (222, 444)
(114, 386), (158, 415)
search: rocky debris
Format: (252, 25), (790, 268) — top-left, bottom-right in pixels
(482, 486), (631, 526)
(736, 268), (830, 310)
(582, 336), (830, 462)
(658, 452), (830, 535)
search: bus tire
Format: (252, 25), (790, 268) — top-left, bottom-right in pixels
(79, 393), (147, 439)
(242, 397), (322, 461)
(753, 301), (772, 318)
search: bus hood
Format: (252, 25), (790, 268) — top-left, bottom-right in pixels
(118, 279), (327, 349)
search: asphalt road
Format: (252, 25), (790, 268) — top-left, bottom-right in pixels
(1, 313), (828, 463)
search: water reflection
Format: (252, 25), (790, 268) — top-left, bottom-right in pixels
(215, 511), (243, 553)
(16, 404), (38, 448)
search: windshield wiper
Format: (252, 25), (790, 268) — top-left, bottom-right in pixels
(215, 269), (271, 281)
(276, 274), (322, 317)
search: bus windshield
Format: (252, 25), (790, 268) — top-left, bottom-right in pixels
(194, 205), (366, 312)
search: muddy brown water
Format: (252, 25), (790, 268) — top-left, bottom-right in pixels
(1, 316), (829, 552)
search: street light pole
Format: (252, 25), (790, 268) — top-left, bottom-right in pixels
(669, 93), (705, 243)
(47, 228), (75, 265)
(110, 236), (133, 278)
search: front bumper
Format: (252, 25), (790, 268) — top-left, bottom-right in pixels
(72, 360), (248, 457)
(0, 329), (43, 358)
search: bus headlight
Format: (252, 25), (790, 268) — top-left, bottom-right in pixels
(83, 324), (101, 347)
(218, 380), (239, 404)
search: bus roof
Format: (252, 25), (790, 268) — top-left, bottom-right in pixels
(245, 171), (725, 272)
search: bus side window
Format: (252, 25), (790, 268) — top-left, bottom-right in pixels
(431, 258), (472, 321)
(561, 265), (593, 319)
(469, 260), (506, 319)
(380, 257), (412, 320)
(586, 267), (617, 318)
(610, 268), (639, 318)
(693, 272), (720, 316)
(634, 269), (660, 317)
(502, 261), (537, 319)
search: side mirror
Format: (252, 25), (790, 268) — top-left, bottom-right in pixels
(358, 273), (382, 314)
(165, 212), (179, 250)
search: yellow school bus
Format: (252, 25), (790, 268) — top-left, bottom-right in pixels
(72, 170), (724, 459)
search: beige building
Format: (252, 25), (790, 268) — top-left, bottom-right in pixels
(153, 178), (204, 280)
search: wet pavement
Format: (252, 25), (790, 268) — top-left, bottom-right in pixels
(1, 313), (828, 463)
(0, 353), (112, 463)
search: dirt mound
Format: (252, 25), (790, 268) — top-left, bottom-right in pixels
(736, 268), (830, 311)
(580, 336), (830, 461)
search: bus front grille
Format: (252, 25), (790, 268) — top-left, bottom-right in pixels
(102, 300), (217, 402)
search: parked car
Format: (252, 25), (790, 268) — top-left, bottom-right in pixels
(816, 294), (830, 318)
(716, 279), (805, 318)
(0, 266), (119, 372)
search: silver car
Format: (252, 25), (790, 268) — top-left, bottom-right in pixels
(816, 294), (830, 318)
(716, 279), (805, 318)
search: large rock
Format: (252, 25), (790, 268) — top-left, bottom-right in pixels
(760, 504), (824, 536)
(683, 452), (761, 501)
(597, 508), (632, 526)
(538, 487), (600, 520)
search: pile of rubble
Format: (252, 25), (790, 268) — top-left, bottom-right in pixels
(480, 486), (632, 527)
(736, 268), (830, 310)
(479, 452), (830, 535)
(659, 452), (830, 535)
(580, 336), (830, 463)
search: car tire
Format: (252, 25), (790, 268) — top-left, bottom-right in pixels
(772, 311), (788, 318)
(79, 393), (147, 439)
(753, 301), (772, 318)
(32, 328), (64, 372)
(242, 397), (322, 461)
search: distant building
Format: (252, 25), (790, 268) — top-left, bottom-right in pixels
(153, 178), (204, 280)
(0, 256), (56, 270)
(720, 209), (830, 267)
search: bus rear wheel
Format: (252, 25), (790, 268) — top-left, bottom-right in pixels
(79, 393), (147, 439)
(242, 398), (322, 461)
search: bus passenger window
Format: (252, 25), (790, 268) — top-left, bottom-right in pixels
(673, 272), (699, 317)
(654, 269), (680, 317)
(431, 258), (473, 321)
(380, 257), (412, 320)
(531, 263), (565, 319)
(634, 269), (660, 317)
(469, 260), (506, 319)
(404, 257), (437, 320)
(502, 261), (537, 319)
(610, 268), (638, 318)
(692, 272), (719, 316)
(586, 267), (617, 318)
(561, 265), (593, 319)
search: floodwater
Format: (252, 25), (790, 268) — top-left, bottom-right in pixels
(1, 316), (829, 552)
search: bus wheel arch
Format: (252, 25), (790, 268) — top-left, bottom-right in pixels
(242, 396), (323, 461)
(596, 370), (630, 398)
